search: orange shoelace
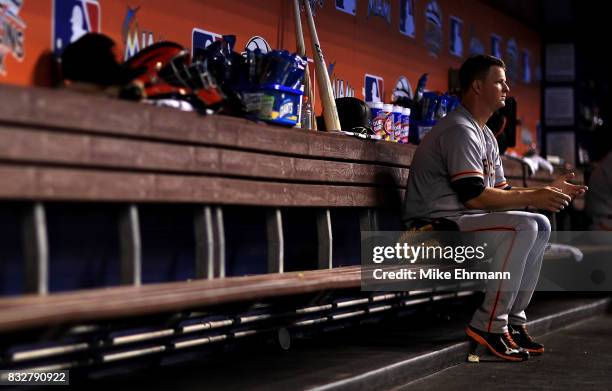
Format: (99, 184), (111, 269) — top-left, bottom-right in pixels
(503, 332), (520, 349)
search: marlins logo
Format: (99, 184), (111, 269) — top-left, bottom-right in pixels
(1, 0), (20, 15)
(123, 6), (157, 61)
(328, 61), (355, 98)
(424, 0), (442, 56)
(244, 36), (271, 54)
(52, 0), (100, 56)
(392, 76), (412, 101)
(0, 0), (25, 76)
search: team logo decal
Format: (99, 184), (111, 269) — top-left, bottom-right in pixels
(367, 0), (391, 24)
(468, 26), (484, 56)
(392, 76), (412, 101)
(522, 49), (531, 84)
(52, 0), (100, 56)
(123, 6), (158, 61)
(449, 16), (463, 57)
(0, 0), (25, 76)
(424, 0), (442, 57)
(363, 73), (383, 103)
(328, 61), (355, 98)
(491, 33), (502, 59)
(505, 38), (519, 81)
(191, 28), (223, 60)
(244, 36), (271, 54)
(399, 0), (415, 38)
(335, 0), (356, 16)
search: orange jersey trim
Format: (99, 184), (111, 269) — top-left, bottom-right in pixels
(450, 170), (484, 181)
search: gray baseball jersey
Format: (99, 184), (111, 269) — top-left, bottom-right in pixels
(402, 104), (508, 225)
(401, 104), (551, 334)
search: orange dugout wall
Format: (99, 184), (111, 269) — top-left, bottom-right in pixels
(0, 0), (541, 155)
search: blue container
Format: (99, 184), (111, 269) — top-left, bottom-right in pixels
(369, 102), (385, 137)
(241, 84), (303, 126)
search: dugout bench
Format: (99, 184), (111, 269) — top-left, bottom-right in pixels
(0, 84), (587, 372)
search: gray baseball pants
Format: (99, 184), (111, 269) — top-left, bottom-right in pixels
(449, 211), (551, 333)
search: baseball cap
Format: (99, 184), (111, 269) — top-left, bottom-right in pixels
(60, 33), (146, 86)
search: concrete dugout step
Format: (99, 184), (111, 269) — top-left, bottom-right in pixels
(91, 293), (611, 390)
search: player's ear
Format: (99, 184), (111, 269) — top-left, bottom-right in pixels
(472, 79), (482, 95)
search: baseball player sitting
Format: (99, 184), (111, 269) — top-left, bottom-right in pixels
(402, 55), (587, 362)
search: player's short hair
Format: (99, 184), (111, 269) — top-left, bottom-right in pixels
(459, 55), (505, 93)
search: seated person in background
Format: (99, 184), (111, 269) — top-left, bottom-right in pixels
(586, 150), (612, 231)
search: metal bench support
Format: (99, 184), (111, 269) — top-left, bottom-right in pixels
(267, 208), (284, 273)
(22, 202), (49, 295)
(214, 207), (226, 278)
(194, 206), (215, 279)
(119, 204), (141, 286)
(317, 209), (333, 269)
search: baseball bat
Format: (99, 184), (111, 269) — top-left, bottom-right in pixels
(302, 0), (342, 132)
(292, 0), (317, 130)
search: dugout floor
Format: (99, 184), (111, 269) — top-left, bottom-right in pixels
(84, 293), (610, 390)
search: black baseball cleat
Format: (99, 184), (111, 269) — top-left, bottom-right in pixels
(509, 324), (545, 355)
(466, 325), (530, 362)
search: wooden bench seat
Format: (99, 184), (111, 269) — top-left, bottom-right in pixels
(0, 266), (363, 333)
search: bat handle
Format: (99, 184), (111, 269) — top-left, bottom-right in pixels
(303, 0), (341, 132)
(293, 0), (317, 130)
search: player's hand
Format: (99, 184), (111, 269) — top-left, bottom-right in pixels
(531, 187), (572, 212)
(550, 172), (588, 200)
